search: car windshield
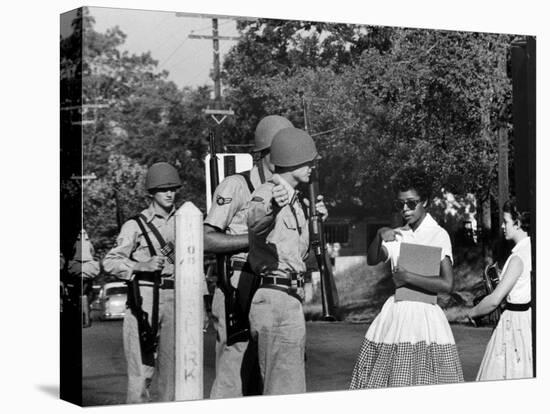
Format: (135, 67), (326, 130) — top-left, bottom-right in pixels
(105, 286), (126, 296)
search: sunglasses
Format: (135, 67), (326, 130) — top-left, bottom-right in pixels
(393, 199), (422, 211)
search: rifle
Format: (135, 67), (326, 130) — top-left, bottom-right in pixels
(126, 276), (157, 367)
(126, 215), (167, 367)
(308, 163), (339, 321)
(302, 96), (339, 320)
(208, 129), (249, 345)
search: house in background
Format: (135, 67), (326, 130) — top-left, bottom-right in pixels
(304, 204), (393, 304)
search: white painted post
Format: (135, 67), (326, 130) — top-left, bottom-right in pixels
(175, 202), (204, 400)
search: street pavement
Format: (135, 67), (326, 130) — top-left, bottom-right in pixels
(82, 319), (493, 406)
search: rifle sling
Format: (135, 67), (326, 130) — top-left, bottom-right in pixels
(138, 213), (169, 249)
(256, 160), (266, 184)
(237, 170), (256, 193)
(133, 215), (157, 257)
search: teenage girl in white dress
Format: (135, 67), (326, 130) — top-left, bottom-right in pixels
(350, 167), (463, 388)
(467, 200), (532, 380)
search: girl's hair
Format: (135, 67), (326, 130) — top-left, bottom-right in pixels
(391, 166), (433, 203)
(503, 199), (531, 234)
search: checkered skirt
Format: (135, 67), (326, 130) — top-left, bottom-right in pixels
(350, 296), (464, 389)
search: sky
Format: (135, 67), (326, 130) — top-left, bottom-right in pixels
(63, 6), (241, 90)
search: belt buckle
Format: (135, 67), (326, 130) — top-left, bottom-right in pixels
(289, 272), (305, 301)
(290, 272), (302, 292)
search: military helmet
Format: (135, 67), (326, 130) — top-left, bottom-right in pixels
(253, 115), (293, 152)
(145, 162), (182, 191)
(270, 127), (319, 168)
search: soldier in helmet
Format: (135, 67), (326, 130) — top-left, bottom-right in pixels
(205, 115), (293, 398)
(67, 229), (100, 327)
(103, 162), (181, 403)
(247, 127), (328, 395)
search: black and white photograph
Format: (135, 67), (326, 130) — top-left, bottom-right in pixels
(4, 1), (548, 414)
(59, 2), (539, 406)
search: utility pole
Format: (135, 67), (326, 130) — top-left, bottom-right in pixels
(510, 35), (536, 378)
(187, 17), (240, 152)
(497, 128), (509, 223)
(188, 18), (240, 108)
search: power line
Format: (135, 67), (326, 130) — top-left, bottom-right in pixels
(158, 38), (190, 69)
(167, 41), (207, 83)
(158, 19), (238, 72)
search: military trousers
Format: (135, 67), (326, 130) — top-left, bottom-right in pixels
(123, 285), (174, 403)
(249, 287), (306, 395)
(210, 270), (262, 398)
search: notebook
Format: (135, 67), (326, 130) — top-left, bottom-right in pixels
(394, 242), (442, 304)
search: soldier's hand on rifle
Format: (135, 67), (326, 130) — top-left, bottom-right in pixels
(272, 174), (291, 208)
(161, 262), (173, 276)
(135, 256), (165, 273)
(315, 195), (328, 222)
(378, 227), (402, 242)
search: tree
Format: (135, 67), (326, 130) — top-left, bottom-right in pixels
(221, 21), (513, 222)
(62, 8), (214, 253)
(82, 154), (148, 256)
(219, 19), (393, 149)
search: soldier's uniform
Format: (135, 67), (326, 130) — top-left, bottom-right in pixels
(206, 114), (293, 397)
(67, 230), (100, 327)
(103, 204), (176, 403)
(247, 177), (310, 395)
(205, 166), (264, 398)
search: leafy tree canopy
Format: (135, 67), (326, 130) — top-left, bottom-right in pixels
(222, 22), (513, 217)
(61, 11), (515, 255)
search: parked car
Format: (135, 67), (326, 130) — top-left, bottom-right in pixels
(91, 281), (127, 320)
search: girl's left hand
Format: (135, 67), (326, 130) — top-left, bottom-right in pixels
(392, 266), (408, 287)
(456, 309), (477, 327)
(466, 313), (477, 327)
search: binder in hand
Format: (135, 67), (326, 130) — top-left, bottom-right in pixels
(394, 242), (442, 304)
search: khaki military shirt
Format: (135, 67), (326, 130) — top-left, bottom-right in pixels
(204, 165), (264, 263)
(247, 177), (309, 276)
(103, 204), (175, 281)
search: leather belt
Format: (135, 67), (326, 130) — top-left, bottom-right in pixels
(259, 272), (306, 303)
(262, 274), (305, 289)
(504, 301), (531, 312)
(134, 272), (174, 290)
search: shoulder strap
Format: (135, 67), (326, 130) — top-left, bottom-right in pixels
(139, 214), (176, 264)
(256, 160), (266, 184)
(132, 215), (157, 257)
(139, 213), (167, 248)
(297, 191), (309, 220)
(236, 170), (255, 194)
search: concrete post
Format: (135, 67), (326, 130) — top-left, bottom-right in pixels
(174, 202), (204, 400)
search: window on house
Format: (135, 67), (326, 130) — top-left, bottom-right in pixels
(324, 223), (350, 244)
